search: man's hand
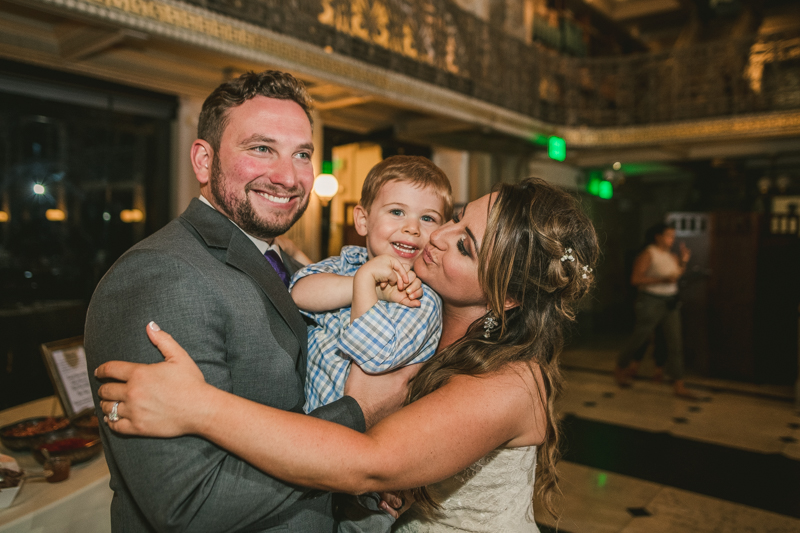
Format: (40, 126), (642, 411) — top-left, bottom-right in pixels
(344, 364), (420, 429)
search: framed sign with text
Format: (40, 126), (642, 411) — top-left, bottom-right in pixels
(41, 336), (95, 419)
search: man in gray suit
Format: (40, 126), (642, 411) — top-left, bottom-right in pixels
(85, 71), (406, 532)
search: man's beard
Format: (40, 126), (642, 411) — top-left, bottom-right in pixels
(209, 156), (309, 240)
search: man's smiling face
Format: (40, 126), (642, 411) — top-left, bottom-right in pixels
(208, 96), (315, 241)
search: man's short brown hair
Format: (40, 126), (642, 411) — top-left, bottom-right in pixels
(198, 70), (313, 152)
(360, 156), (453, 217)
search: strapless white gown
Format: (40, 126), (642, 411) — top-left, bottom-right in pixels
(393, 446), (539, 532)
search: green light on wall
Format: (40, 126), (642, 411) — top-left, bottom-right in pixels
(599, 180), (613, 199)
(586, 174), (613, 200)
(529, 133), (550, 146)
(596, 472), (608, 488)
(322, 160), (333, 174)
(548, 136), (566, 161)
(587, 177), (601, 196)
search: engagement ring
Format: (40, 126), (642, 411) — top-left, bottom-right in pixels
(108, 401), (120, 422)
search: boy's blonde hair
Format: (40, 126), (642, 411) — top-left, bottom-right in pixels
(360, 156), (453, 217)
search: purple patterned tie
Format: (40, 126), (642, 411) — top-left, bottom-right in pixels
(264, 249), (291, 288)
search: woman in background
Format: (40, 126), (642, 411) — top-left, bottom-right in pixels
(614, 222), (695, 398)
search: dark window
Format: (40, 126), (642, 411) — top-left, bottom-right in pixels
(0, 62), (175, 408)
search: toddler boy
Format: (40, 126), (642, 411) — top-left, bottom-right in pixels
(290, 155), (453, 413)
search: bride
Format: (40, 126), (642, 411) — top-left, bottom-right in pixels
(96, 177), (598, 531)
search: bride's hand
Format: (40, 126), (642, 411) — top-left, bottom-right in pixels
(95, 321), (210, 437)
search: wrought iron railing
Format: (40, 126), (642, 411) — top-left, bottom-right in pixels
(185, 0), (800, 127)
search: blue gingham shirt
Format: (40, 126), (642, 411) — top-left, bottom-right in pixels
(290, 246), (442, 413)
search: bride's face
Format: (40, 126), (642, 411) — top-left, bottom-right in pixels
(414, 193), (494, 309)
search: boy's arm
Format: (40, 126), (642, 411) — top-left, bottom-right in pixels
(350, 256), (410, 323)
(292, 274), (355, 312)
(289, 251), (363, 312)
(340, 287), (442, 374)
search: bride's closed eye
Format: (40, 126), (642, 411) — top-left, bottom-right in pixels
(452, 210), (473, 257)
(457, 238), (470, 257)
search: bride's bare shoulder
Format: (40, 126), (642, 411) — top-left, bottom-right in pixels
(445, 361), (545, 400)
(442, 362), (547, 447)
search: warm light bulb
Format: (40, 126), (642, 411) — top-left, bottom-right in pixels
(0, 211), (8, 223)
(45, 209), (66, 221)
(313, 174), (339, 204)
(120, 209), (145, 223)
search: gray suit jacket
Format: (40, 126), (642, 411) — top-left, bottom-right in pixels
(85, 199), (365, 533)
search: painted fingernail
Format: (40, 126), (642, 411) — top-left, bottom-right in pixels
(148, 321), (161, 331)
(94, 367), (98, 377)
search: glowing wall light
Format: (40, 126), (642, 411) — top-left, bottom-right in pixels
(0, 211), (8, 222)
(313, 174), (339, 206)
(33, 184), (46, 195)
(548, 136), (566, 162)
(120, 209), (145, 223)
(586, 171), (614, 200)
(598, 181), (613, 199)
(45, 209), (66, 221)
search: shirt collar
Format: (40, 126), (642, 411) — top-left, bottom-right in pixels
(198, 195), (280, 256)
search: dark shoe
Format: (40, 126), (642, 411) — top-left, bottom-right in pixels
(673, 381), (698, 400)
(614, 366), (632, 388)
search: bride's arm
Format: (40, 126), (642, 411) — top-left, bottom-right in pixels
(97, 325), (543, 494)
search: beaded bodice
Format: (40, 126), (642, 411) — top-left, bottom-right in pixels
(393, 446), (539, 533)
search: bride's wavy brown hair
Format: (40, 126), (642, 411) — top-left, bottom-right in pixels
(407, 177), (599, 519)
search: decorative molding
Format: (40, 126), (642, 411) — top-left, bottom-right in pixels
(17, 0), (550, 140)
(560, 110), (800, 148)
(8, 0), (800, 150)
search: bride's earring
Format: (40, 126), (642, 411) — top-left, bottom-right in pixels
(483, 313), (498, 338)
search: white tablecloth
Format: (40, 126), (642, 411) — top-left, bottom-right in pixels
(0, 397), (112, 533)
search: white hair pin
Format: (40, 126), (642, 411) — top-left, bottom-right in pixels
(560, 248), (575, 262)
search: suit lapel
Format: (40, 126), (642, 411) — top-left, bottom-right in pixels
(225, 234), (309, 353)
(179, 199), (309, 355)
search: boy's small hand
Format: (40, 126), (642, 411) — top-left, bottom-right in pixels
(358, 255), (410, 292)
(378, 272), (423, 307)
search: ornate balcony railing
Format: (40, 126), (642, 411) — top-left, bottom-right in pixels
(185, 0), (800, 127)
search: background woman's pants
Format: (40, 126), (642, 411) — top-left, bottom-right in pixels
(617, 292), (684, 380)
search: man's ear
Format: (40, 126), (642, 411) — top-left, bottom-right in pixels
(353, 204), (369, 237)
(191, 140), (213, 185)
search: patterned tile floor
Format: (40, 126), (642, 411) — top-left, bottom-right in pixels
(534, 339), (800, 532)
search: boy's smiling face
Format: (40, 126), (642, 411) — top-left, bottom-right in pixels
(354, 180), (447, 268)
